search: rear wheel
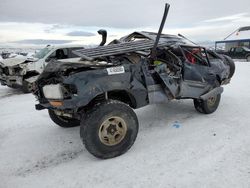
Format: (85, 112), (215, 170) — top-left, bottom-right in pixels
(193, 94), (221, 114)
(48, 109), (80, 128)
(223, 55), (235, 79)
(80, 100), (138, 159)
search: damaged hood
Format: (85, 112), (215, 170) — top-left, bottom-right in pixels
(43, 60), (111, 73)
(0, 56), (38, 67)
(43, 60), (88, 73)
(38, 60), (113, 81)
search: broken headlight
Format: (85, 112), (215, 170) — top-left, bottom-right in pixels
(42, 83), (77, 100)
(42, 84), (64, 100)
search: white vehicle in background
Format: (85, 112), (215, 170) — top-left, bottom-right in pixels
(0, 45), (84, 93)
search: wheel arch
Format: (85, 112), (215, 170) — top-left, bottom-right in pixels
(107, 90), (137, 108)
(82, 89), (137, 111)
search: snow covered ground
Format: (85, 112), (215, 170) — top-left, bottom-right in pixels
(0, 62), (250, 188)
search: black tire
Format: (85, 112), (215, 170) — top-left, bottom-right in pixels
(223, 55), (235, 79)
(246, 55), (250, 62)
(193, 99), (205, 113)
(22, 81), (32, 93)
(193, 94), (221, 114)
(48, 109), (80, 128)
(80, 100), (138, 159)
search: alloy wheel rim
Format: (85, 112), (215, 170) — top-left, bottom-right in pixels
(98, 116), (127, 146)
(207, 96), (217, 107)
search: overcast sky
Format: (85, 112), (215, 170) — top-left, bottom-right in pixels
(0, 0), (250, 47)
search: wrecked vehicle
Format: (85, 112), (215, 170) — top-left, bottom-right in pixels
(0, 45), (84, 93)
(33, 4), (235, 159)
(217, 46), (250, 61)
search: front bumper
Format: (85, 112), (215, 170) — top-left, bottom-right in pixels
(35, 97), (79, 111)
(0, 74), (23, 87)
(35, 104), (46, 110)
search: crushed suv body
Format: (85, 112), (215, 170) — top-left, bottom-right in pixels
(0, 45), (84, 92)
(33, 4), (235, 159)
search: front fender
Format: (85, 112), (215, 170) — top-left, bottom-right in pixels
(63, 67), (148, 109)
(25, 60), (45, 74)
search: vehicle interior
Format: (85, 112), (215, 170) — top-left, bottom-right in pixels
(47, 47), (84, 62)
(181, 46), (209, 66)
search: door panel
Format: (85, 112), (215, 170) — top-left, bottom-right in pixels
(156, 71), (180, 98)
(183, 62), (206, 82)
(180, 46), (215, 98)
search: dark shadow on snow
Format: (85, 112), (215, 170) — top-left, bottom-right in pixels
(0, 87), (24, 99)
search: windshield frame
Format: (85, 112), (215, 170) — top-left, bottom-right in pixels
(34, 47), (53, 59)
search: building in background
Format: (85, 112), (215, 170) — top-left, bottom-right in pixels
(215, 26), (250, 51)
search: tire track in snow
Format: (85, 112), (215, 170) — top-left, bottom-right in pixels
(14, 149), (84, 177)
(0, 90), (23, 99)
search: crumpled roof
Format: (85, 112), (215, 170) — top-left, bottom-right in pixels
(73, 31), (190, 60)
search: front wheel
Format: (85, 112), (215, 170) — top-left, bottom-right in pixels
(246, 55), (250, 62)
(193, 94), (221, 114)
(80, 100), (139, 159)
(48, 109), (80, 128)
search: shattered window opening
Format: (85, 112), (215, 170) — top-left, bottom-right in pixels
(34, 47), (52, 59)
(182, 47), (209, 66)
